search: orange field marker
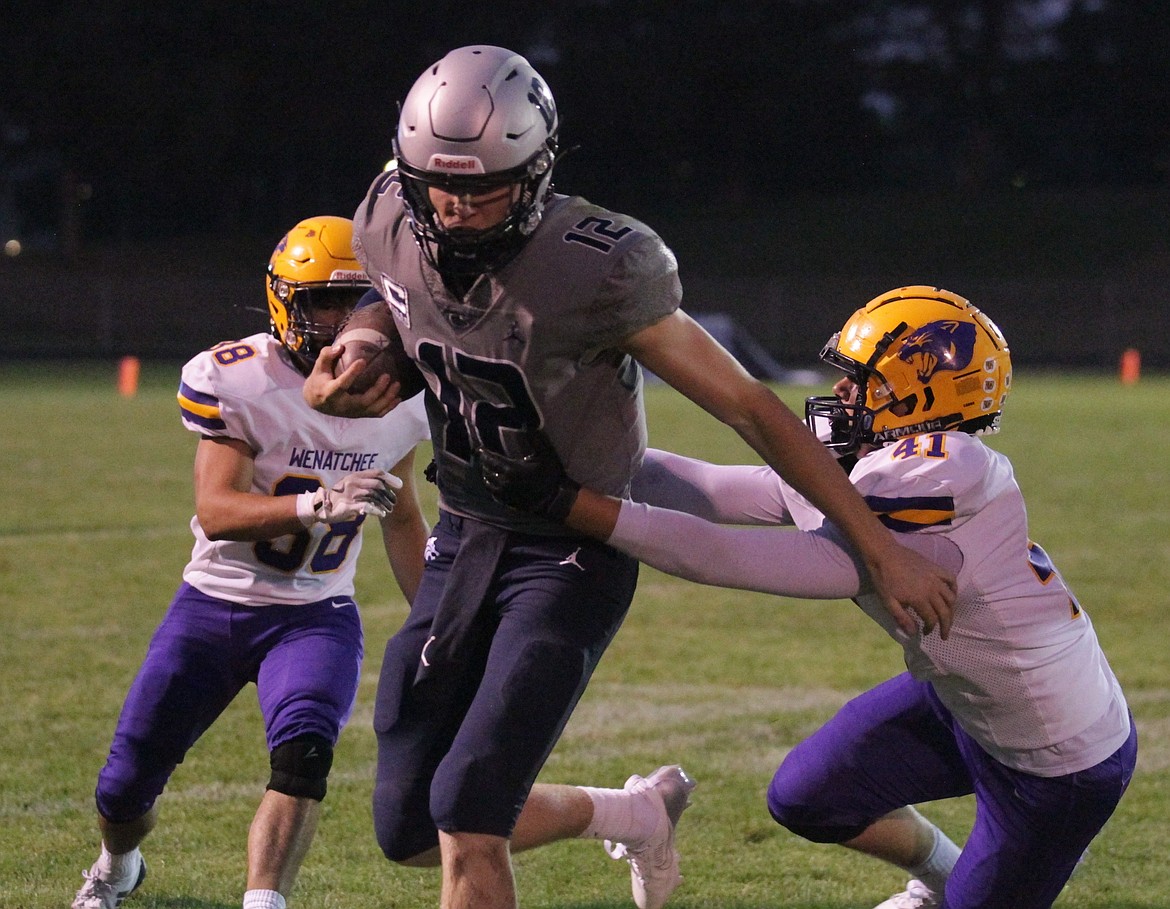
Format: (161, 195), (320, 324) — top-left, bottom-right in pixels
(1119, 348), (1141, 385)
(118, 356), (141, 397)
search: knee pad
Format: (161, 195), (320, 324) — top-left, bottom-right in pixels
(373, 775), (440, 863)
(268, 735), (333, 801)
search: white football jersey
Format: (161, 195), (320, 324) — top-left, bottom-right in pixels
(843, 432), (1129, 776)
(619, 435), (1129, 776)
(177, 333), (430, 606)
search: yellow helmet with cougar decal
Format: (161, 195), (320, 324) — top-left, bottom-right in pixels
(806, 286), (1012, 453)
(266, 216), (371, 374)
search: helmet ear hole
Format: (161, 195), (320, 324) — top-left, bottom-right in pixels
(889, 395), (917, 418)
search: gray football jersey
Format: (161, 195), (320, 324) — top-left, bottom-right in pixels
(353, 172), (682, 534)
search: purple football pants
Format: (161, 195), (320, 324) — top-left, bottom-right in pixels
(94, 582), (363, 823)
(372, 511), (638, 860)
(767, 672), (1136, 909)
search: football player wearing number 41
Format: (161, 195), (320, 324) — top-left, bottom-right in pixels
(303, 44), (955, 909)
(477, 287), (1137, 909)
(71, 217), (431, 909)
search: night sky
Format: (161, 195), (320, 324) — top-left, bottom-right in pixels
(3, 1), (1167, 253)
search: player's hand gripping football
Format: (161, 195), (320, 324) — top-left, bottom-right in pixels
(475, 431), (581, 522)
(302, 344), (403, 419)
(297, 469), (402, 526)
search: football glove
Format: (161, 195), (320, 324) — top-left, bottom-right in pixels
(296, 469), (402, 526)
(475, 431), (580, 523)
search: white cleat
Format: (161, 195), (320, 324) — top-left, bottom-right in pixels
(604, 765), (696, 909)
(872, 879), (938, 909)
(71, 855), (147, 909)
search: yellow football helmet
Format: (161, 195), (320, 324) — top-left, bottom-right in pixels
(266, 216), (371, 374)
(806, 286), (1012, 454)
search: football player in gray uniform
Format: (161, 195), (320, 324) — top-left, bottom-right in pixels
(303, 46), (957, 909)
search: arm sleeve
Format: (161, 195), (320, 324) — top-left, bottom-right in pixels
(608, 500), (963, 600)
(630, 448), (793, 525)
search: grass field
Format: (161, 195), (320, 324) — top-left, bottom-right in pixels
(2, 361), (1168, 908)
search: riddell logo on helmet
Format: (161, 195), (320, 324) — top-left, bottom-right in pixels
(428, 155), (486, 174)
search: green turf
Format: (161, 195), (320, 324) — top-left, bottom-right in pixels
(1, 362), (1166, 908)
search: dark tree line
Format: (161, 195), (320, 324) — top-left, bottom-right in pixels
(2, 1), (1166, 247)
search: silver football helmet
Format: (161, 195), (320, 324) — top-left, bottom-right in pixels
(394, 45), (559, 279)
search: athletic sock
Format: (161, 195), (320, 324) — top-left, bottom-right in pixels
(243, 889), (286, 909)
(577, 785), (658, 844)
(99, 844), (141, 889)
(907, 824), (961, 895)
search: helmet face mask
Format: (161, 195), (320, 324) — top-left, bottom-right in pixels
(805, 344), (878, 454)
(393, 45), (560, 282)
(266, 216), (370, 375)
(806, 286), (1012, 455)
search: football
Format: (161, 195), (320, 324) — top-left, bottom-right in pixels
(333, 302), (426, 398)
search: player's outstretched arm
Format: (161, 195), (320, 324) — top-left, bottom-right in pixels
(474, 438), (963, 607)
(620, 310), (956, 638)
(302, 344), (402, 418)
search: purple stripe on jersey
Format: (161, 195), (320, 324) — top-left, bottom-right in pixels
(177, 381), (227, 431)
(178, 381), (218, 406)
(178, 405), (227, 431)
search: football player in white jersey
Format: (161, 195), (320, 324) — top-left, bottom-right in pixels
(477, 287), (1136, 909)
(302, 45), (955, 909)
(71, 217), (431, 909)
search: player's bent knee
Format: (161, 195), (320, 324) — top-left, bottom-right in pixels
(95, 768), (169, 825)
(771, 814), (863, 844)
(766, 777), (865, 844)
(95, 793), (157, 826)
(767, 795), (869, 844)
(372, 771), (442, 862)
(267, 734), (333, 801)
(388, 845), (441, 867)
(375, 809), (439, 863)
(377, 829), (440, 864)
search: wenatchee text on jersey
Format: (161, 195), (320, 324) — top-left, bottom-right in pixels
(288, 448), (382, 471)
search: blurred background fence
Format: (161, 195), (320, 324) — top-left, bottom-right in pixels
(6, 188), (1166, 371)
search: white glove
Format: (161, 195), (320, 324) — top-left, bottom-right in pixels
(296, 469), (403, 526)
